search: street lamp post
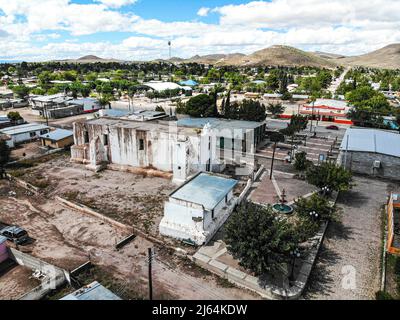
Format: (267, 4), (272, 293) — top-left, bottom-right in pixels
(270, 141), (277, 180)
(309, 99), (316, 133)
(289, 248), (301, 282)
(309, 211), (319, 222)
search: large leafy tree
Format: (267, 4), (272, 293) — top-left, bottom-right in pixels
(12, 85), (30, 99)
(306, 162), (353, 192)
(224, 201), (299, 275)
(267, 103), (285, 118)
(185, 94), (217, 118)
(237, 99), (267, 122)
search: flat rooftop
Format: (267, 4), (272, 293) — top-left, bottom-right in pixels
(85, 117), (198, 136)
(60, 281), (121, 300)
(0, 123), (50, 136)
(340, 128), (400, 158)
(39, 128), (73, 141)
(170, 172), (238, 210)
(177, 117), (264, 131)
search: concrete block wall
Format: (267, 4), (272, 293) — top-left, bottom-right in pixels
(7, 248), (70, 300)
(340, 151), (400, 180)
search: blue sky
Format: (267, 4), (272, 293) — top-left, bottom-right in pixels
(0, 0), (399, 61)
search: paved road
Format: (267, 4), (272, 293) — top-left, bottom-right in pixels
(304, 176), (396, 300)
(266, 118), (348, 138)
(328, 67), (351, 94)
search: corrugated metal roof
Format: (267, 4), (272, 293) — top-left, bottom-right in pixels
(39, 129), (73, 141)
(60, 281), (121, 301)
(340, 128), (400, 157)
(0, 123), (50, 136)
(170, 173), (238, 210)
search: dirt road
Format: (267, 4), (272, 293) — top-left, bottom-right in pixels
(304, 176), (398, 300)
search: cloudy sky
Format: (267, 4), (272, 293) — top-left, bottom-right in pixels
(0, 0), (399, 62)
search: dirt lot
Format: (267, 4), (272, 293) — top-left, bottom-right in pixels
(8, 153), (176, 238)
(9, 141), (49, 162)
(0, 263), (41, 300)
(0, 176), (258, 300)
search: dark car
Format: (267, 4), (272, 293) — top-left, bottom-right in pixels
(326, 125), (339, 130)
(0, 226), (29, 244)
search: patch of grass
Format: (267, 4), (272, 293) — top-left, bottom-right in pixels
(215, 276), (236, 288)
(30, 178), (50, 189)
(63, 191), (79, 201)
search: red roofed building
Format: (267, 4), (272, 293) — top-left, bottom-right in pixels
(300, 99), (353, 125)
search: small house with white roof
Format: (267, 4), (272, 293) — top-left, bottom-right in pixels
(159, 172), (238, 245)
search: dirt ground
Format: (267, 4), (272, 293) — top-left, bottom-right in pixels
(9, 153), (176, 238)
(0, 264), (41, 300)
(0, 178), (259, 300)
(9, 141), (48, 162)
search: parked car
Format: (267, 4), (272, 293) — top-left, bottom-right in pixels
(326, 125), (339, 130)
(0, 226), (29, 244)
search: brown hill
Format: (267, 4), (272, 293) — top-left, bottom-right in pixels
(337, 44), (400, 69)
(219, 45), (338, 69)
(55, 55), (125, 63)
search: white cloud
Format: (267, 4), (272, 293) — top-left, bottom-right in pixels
(95, 0), (137, 9)
(0, 0), (400, 61)
(197, 7), (210, 17)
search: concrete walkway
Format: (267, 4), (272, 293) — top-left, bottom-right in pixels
(304, 176), (396, 300)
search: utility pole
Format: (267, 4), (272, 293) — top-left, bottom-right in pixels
(270, 142), (277, 180)
(309, 100), (315, 133)
(148, 248), (153, 301)
(45, 104), (49, 126)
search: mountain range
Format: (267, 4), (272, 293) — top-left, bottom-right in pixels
(61, 44), (400, 70)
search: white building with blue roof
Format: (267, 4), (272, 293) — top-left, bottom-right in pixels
(159, 172), (238, 245)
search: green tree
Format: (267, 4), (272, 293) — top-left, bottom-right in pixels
(185, 94), (217, 118)
(237, 99), (266, 122)
(293, 151), (312, 171)
(12, 85), (30, 99)
(266, 70), (280, 91)
(0, 139), (10, 179)
(295, 193), (338, 222)
(7, 111), (22, 122)
(224, 201), (299, 275)
(306, 162), (353, 192)
(267, 103), (285, 118)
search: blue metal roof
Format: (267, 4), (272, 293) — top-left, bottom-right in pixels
(179, 80), (198, 87)
(60, 281), (121, 300)
(39, 129), (73, 141)
(171, 173), (238, 210)
(340, 128), (400, 157)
